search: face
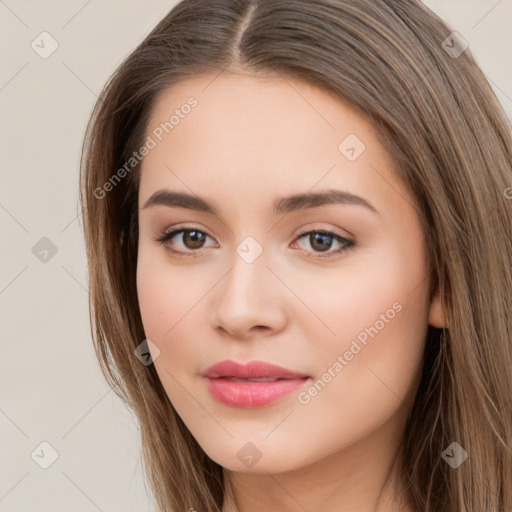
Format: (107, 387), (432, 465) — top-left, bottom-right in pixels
(136, 71), (445, 474)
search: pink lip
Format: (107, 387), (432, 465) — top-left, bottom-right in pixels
(202, 360), (311, 408)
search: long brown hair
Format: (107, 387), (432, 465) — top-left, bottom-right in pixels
(79, 1), (512, 510)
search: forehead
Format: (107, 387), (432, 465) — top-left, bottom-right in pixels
(138, 72), (408, 217)
(144, 71), (373, 148)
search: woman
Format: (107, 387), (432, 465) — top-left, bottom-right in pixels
(79, 1), (512, 510)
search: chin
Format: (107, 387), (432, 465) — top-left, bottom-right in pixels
(199, 439), (308, 474)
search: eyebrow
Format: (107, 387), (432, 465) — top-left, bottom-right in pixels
(142, 189), (379, 216)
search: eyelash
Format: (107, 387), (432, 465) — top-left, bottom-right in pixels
(153, 224), (356, 259)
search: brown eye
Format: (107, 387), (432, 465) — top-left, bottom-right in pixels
(154, 227), (216, 256)
(181, 230), (207, 249)
(294, 229), (355, 258)
(307, 232), (333, 252)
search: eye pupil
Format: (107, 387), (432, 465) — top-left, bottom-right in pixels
(310, 233), (332, 252)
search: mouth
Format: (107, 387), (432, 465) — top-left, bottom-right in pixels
(201, 360), (312, 408)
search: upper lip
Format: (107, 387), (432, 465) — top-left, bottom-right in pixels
(202, 360), (310, 379)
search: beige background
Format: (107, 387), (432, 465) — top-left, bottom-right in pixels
(1, 1), (511, 510)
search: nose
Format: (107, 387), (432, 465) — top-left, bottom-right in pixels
(211, 246), (287, 339)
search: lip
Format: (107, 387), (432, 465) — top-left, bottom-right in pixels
(202, 360), (310, 379)
(202, 360), (311, 408)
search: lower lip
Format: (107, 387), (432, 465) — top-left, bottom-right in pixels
(204, 377), (310, 408)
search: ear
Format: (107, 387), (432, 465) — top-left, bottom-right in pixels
(428, 291), (448, 328)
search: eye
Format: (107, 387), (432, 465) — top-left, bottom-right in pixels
(153, 225), (217, 257)
(291, 229), (355, 258)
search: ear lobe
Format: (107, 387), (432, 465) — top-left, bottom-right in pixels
(428, 291), (448, 328)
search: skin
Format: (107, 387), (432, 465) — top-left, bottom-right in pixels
(136, 70), (446, 512)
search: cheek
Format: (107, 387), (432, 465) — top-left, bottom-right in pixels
(292, 239), (427, 337)
(297, 295), (428, 448)
(136, 255), (222, 429)
(136, 258), (172, 340)
(295, 241), (430, 415)
(299, 278), (428, 385)
(136, 249), (215, 371)
(136, 241), (196, 331)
